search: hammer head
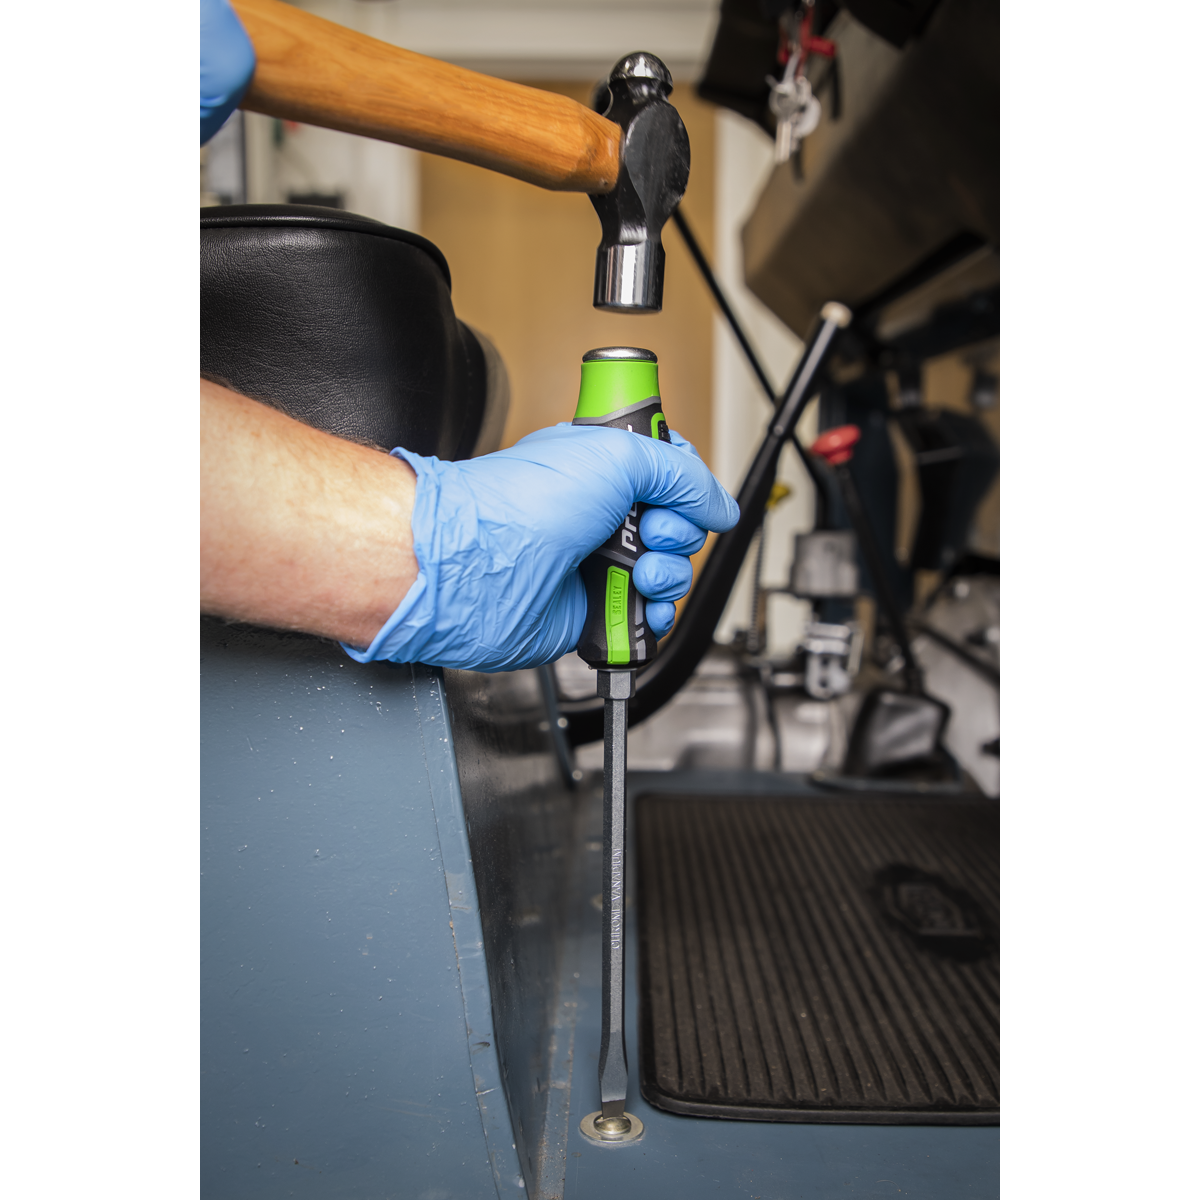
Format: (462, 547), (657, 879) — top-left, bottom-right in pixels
(590, 54), (691, 313)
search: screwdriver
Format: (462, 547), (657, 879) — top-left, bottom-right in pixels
(572, 346), (669, 1143)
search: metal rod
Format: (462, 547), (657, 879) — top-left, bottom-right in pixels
(670, 206), (833, 526)
(536, 663), (578, 789)
(909, 619), (1000, 685)
(598, 680), (631, 1124)
(746, 524), (767, 655)
(833, 462), (923, 693)
(671, 206), (776, 404)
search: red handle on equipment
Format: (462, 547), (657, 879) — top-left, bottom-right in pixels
(810, 424), (861, 466)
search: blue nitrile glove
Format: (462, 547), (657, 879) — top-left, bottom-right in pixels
(342, 424), (739, 672)
(201, 0), (256, 145)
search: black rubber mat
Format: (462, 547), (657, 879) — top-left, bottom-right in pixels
(636, 793), (998, 1124)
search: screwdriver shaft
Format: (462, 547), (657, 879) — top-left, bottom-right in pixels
(571, 345), (665, 1137)
(598, 677), (631, 1119)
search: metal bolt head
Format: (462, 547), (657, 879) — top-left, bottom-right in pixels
(579, 1110), (645, 1144)
(595, 1114), (632, 1137)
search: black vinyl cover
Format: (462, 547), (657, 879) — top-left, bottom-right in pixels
(201, 204), (488, 459)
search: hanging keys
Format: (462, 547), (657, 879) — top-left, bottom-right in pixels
(768, 47), (822, 164)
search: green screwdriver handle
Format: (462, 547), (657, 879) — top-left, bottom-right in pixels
(572, 347), (671, 670)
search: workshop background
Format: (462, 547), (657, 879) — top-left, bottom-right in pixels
(197, 4), (1008, 1194)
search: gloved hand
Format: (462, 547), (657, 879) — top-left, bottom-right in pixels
(201, 0), (256, 145)
(342, 424), (739, 672)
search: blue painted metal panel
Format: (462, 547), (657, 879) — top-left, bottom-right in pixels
(415, 665), (530, 1196)
(203, 623), (998, 1199)
(441, 668), (580, 1190)
(201, 622), (520, 1198)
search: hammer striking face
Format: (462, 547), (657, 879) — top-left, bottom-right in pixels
(590, 54), (691, 314)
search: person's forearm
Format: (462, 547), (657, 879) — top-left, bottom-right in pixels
(200, 379), (418, 647)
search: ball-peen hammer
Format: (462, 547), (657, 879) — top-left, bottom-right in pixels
(230, 0), (689, 312)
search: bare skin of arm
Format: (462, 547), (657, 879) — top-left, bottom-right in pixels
(201, 379), (419, 648)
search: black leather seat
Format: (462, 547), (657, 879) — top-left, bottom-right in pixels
(201, 204), (507, 458)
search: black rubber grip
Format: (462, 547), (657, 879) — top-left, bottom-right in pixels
(573, 398), (670, 669)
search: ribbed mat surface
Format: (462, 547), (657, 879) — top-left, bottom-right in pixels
(636, 793), (999, 1124)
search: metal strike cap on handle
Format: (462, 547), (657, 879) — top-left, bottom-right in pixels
(582, 347), (657, 362)
(574, 347), (662, 423)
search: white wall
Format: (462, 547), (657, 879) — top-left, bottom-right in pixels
(300, 0), (719, 82)
(710, 109), (814, 656)
(245, 112), (421, 231)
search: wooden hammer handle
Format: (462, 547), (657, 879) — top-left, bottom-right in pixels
(232, 0), (620, 194)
